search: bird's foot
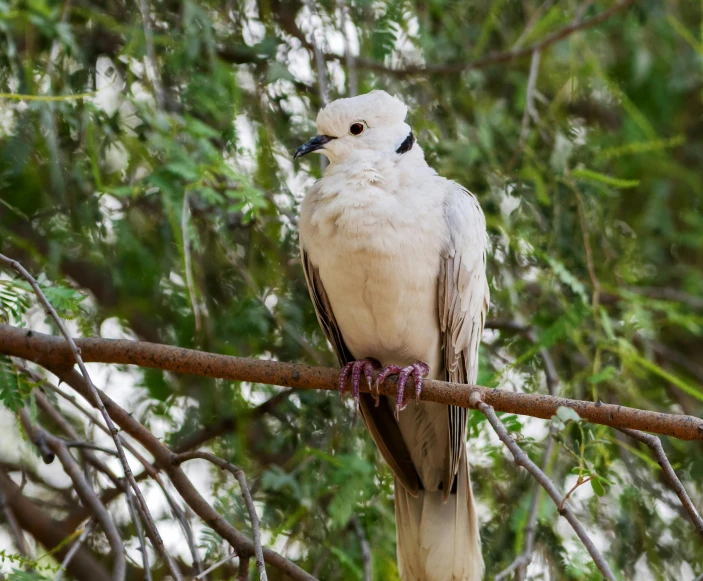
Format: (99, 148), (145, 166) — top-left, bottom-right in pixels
(339, 358), (381, 407)
(375, 361), (430, 418)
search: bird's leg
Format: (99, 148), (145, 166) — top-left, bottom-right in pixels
(375, 362), (430, 417)
(339, 358), (380, 406)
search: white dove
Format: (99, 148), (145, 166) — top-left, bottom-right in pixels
(296, 90), (488, 581)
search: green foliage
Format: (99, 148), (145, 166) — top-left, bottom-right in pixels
(1, 0), (703, 579)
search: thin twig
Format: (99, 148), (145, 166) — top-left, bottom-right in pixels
(574, 189), (601, 311)
(350, 516), (371, 581)
(2, 323), (703, 441)
(0, 254), (182, 581)
(518, 50), (541, 150)
(0, 487), (30, 558)
(36, 376), (204, 575)
(54, 520), (96, 581)
(182, 192), (203, 337)
(18, 409), (126, 581)
(174, 451), (268, 581)
(495, 435), (557, 581)
(619, 428), (703, 539)
(469, 391), (617, 581)
(137, 0), (164, 109)
(124, 483), (153, 581)
(557, 475), (595, 512)
(336, 0), (357, 96)
(194, 552), (237, 580)
(302, 0), (329, 172)
(63, 441), (120, 457)
(512, 0), (557, 49)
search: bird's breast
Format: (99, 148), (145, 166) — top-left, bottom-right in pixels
(300, 181), (447, 377)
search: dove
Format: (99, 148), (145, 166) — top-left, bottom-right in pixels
(296, 90), (488, 581)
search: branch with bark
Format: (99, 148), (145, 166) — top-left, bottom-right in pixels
(1, 254), (702, 581)
(1, 323), (700, 440)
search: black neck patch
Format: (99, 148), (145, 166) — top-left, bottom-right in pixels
(396, 131), (414, 154)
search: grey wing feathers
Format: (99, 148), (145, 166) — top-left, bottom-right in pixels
(301, 250), (353, 364)
(439, 186), (489, 500)
(300, 248), (421, 495)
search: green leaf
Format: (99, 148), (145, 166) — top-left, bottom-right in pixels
(588, 366), (617, 385)
(571, 168), (640, 189)
(590, 477), (605, 497)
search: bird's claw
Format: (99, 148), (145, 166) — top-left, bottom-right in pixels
(375, 361), (430, 418)
(339, 358), (380, 407)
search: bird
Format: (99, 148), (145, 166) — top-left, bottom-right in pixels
(295, 90), (489, 581)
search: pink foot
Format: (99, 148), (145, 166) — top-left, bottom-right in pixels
(339, 358), (380, 406)
(375, 362), (430, 417)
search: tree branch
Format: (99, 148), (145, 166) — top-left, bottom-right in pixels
(0, 253), (182, 581)
(18, 408), (126, 581)
(1, 323), (701, 441)
(469, 392), (616, 581)
(46, 365), (316, 581)
(618, 428), (703, 538)
(0, 468), (111, 581)
(174, 451), (268, 581)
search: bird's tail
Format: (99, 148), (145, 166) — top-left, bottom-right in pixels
(394, 452), (483, 581)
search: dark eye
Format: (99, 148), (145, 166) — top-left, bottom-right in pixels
(349, 122), (365, 136)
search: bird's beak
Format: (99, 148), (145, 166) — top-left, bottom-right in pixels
(294, 135), (336, 159)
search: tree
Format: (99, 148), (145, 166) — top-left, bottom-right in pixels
(0, 0), (702, 580)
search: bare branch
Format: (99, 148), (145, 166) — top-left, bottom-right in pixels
(2, 323), (701, 441)
(174, 451), (268, 581)
(619, 428), (703, 539)
(469, 391), (616, 581)
(0, 468), (111, 581)
(336, 0), (357, 96)
(237, 557), (251, 581)
(48, 366), (316, 581)
(37, 376), (204, 575)
(194, 552), (237, 580)
(137, 0), (164, 109)
(0, 253), (182, 581)
(495, 435), (557, 581)
(54, 521), (96, 581)
(350, 516), (371, 581)
(0, 487), (30, 558)
(518, 49), (541, 150)
(123, 484), (153, 581)
(18, 408), (126, 581)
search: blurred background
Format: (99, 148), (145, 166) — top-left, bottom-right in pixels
(1, 0), (702, 579)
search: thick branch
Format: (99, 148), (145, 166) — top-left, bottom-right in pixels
(619, 428), (703, 538)
(470, 392), (616, 580)
(1, 324), (701, 441)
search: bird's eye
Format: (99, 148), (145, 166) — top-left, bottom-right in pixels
(349, 122), (365, 136)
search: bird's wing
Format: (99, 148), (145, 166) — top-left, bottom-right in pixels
(300, 248), (421, 495)
(438, 185), (489, 500)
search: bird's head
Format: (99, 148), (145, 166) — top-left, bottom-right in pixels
(294, 90), (414, 164)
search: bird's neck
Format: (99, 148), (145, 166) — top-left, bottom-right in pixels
(323, 145), (429, 176)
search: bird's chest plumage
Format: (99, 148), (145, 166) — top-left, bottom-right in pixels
(300, 164), (447, 375)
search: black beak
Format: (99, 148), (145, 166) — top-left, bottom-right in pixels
(294, 135), (336, 159)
